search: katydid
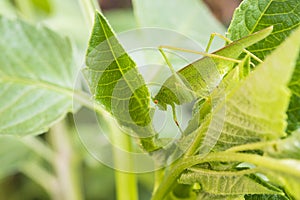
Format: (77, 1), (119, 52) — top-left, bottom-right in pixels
(153, 26), (273, 126)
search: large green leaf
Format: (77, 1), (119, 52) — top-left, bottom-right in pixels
(227, 0), (300, 133)
(179, 169), (283, 196)
(227, 0), (300, 59)
(184, 26), (300, 153)
(132, 0), (225, 50)
(0, 16), (76, 136)
(84, 12), (157, 151)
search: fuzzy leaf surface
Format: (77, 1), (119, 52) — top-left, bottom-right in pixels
(184, 26), (300, 153)
(179, 169), (283, 196)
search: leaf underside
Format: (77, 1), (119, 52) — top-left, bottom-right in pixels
(0, 16), (76, 136)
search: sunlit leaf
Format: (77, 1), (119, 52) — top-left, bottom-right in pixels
(262, 160), (300, 199)
(184, 26), (300, 153)
(287, 57), (300, 133)
(227, 0), (300, 134)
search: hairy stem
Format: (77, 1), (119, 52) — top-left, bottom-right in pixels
(225, 140), (277, 152)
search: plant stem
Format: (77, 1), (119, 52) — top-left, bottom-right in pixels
(49, 120), (83, 200)
(73, 91), (139, 200)
(110, 121), (139, 200)
(225, 140), (277, 152)
(114, 170), (139, 200)
(153, 168), (165, 193)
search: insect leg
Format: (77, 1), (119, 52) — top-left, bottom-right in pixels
(159, 45), (242, 64)
(171, 104), (184, 134)
(158, 47), (177, 74)
(207, 32), (263, 63)
(158, 47), (185, 133)
(237, 54), (251, 79)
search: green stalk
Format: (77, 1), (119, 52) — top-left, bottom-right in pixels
(225, 140), (277, 152)
(153, 168), (165, 193)
(72, 90), (141, 200)
(49, 120), (83, 200)
(109, 119), (139, 200)
(73, 91), (139, 199)
(98, 110), (138, 200)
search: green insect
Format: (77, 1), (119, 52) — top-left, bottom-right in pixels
(153, 26), (273, 128)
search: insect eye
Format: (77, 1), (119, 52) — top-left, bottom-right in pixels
(154, 100), (158, 104)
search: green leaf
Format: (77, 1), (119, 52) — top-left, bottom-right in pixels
(84, 12), (157, 151)
(0, 136), (35, 179)
(227, 0), (300, 133)
(244, 194), (290, 200)
(287, 56), (300, 133)
(262, 161), (300, 199)
(197, 193), (244, 200)
(227, 0), (300, 60)
(179, 169), (283, 196)
(265, 130), (300, 159)
(132, 0), (225, 50)
(184, 26), (300, 153)
(0, 16), (76, 136)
